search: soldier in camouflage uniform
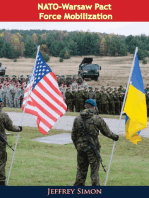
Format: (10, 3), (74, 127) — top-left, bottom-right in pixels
(108, 91), (115, 115)
(95, 88), (102, 114)
(82, 88), (89, 110)
(71, 87), (77, 112)
(81, 79), (88, 89)
(101, 90), (109, 114)
(75, 87), (84, 112)
(14, 85), (22, 108)
(114, 90), (121, 115)
(65, 88), (73, 112)
(0, 98), (22, 186)
(88, 87), (95, 101)
(71, 99), (119, 186)
(71, 79), (78, 91)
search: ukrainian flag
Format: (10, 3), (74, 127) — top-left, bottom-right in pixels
(124, 51), (147, 144)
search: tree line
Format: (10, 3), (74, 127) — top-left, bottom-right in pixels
(0, 29), (149, 62)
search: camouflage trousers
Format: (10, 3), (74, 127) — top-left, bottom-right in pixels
(75, 100), (84, 112)
(96, 102), (102, 114)
(66, 99), (72, 112)
(74, 149), (100, 186)
(109, 102), (115, 115)
(0, 143), (7, 183)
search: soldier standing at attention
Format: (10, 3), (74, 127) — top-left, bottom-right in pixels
(71, 79), (78, 91)
(71, 99), (119, 186)
(0, 98), (22, 186)
(81, 79), (88, 89)
(72, 87), (77, 112)
(88, 87), (95, 101)
(65, 87), (73, 112)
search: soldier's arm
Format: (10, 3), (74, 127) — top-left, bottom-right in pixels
(3, 113), (21, 132)
(97, 116), (118, 141)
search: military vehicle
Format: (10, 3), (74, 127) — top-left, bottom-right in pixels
(78, 57), (101, 81)
(0, 63), (6, 76)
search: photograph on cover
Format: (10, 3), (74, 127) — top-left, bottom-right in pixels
(0, 21), (149, 187)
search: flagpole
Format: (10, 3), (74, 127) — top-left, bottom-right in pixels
(104, 47), (138, 186)
(6, 46), (40, 186)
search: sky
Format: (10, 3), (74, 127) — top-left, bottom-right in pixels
(0, 22), (149, 36)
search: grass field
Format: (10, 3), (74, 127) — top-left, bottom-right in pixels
(6, 126), (149, 186)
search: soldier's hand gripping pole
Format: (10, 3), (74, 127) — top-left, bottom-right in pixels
(0, 134), (14, 151)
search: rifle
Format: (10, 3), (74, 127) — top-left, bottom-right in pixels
(0, 133), (14, 151)
(82, 118), (106, 172)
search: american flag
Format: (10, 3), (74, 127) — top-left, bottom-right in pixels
(22, 51), (67, 135)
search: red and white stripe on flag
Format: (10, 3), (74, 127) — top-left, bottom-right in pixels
(22, 52), (67, 135)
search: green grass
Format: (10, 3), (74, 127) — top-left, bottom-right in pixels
(6, 127), (149, 186)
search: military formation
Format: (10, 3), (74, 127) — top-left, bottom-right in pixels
(59, 77), (126, 115)
(0, 78), (27, 108)
(0, 73), (149, 117)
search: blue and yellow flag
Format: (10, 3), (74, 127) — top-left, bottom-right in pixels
(124, 52), (147, 144)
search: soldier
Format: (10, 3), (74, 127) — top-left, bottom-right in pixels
(65, 87), (73, 112)
(82, 87), (89, 110)
(75, 87), (84, 112)
(0, 97), (22, 186)
(66, 75), (72, 87)
(88, 87), (95, 100)
(81, 79), (88, 89)
(114, 89), (121, 115)
(71, 79), (78, 91)
(71, 99), (119, 186)
(72, 87), (77, 112)
(101, 90), (109, 114)
(95, 88), (102, 114)
(14, 85), (22, 108)
(20, 85), (25, 108)
(108, 91), (115, 115)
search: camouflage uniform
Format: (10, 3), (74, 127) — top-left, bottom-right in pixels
(114, 91), (121, 115)
(82, 88), (89, 110)
(71, 80), (78, 91)
(71, 108), (118, 186)
(65, 88), (73, 112)
(101, 90), (109, 114)
(0, 108), (21, 185)
(108, 91), (115, 115)
(75, 88), (84, 112)
(72, 88), (77, 112)
(81, 80), (88, 89)
(95, 88), (102, 114)
(14, 86), (22, 108)
(88, 87), (95, 101)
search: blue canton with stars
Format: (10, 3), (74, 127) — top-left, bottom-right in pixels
(29, 52), (52, 90)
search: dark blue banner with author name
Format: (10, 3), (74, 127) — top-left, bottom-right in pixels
(1, 186), (148, 198)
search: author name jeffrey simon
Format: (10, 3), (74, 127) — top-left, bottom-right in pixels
(47, 188), (102, 195)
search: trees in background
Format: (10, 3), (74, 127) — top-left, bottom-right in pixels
(0, 29), (148, 61)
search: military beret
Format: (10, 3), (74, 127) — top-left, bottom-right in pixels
(85, 99), (96, 106)
(0, 98), (3, 102)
